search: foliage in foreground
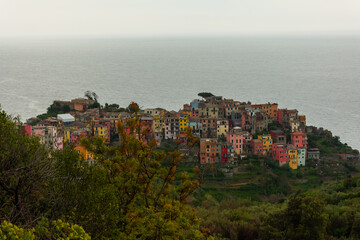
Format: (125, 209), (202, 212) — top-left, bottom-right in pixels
(197, 175), (360, 240)
(0, 219), (90, 239)
(0, 106), (209, 239)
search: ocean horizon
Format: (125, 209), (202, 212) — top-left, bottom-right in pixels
(0, 36), (359, 149)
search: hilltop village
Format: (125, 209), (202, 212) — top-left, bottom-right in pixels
(23, 93), (321, 170)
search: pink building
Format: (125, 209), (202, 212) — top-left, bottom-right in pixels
(251, 139), (263, 156)
(55, 136), (64, 150)
(226, 128), (249, 155)
(31, 125), (63, 150)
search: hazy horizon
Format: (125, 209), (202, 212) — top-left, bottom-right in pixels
(1, 0), (360, 38)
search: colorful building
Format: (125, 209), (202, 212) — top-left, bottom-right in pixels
(143, 108), (164, 116)
(290, 120), (301, 132)
(216, 143), (229, 163)
(179, 114), (188, 133)
(200, 139), (217, 164)
(152, 115), (164, 140)
(226, 128), (250, 155)
(270, 130), (286, 144)
(290, 132), (307, 149)
(308, 148), (320, 160)
(31, 125), (63, 150)
(216, 119), (229, 138)
(75, 145), (94, 161)
(251, 139), (263, 156)
(201, 118), (217, 138)
(164, 112), (179, 140)
(139, 116), (154, 141)
(288, 145), (298, 169)
(92, 119), (111, 143)
(187, 117), (202, 136)
(23, 124), (32, 136)
(199, 104), (219, 118)
(297, 148), (306, 166)
(71, 98), (94, 112)
(258, 135), (273, 155)
(272, 144), (289, 166)
(278, 109), (298, 129)
(251, 103), (278, 119)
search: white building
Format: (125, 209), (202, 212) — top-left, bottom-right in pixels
(297, 148), (306, 166)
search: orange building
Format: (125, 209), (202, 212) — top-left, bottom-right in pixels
(75, 145), (94, 161)
(252, 103), (278, 119)
(200, 139), (217, 164)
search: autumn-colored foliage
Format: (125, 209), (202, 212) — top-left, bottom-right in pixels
(77, 108), (205, 239)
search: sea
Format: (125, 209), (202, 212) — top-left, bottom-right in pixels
(0, 36), (359, 150)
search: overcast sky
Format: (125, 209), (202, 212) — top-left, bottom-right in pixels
(1, 0), (360, 37)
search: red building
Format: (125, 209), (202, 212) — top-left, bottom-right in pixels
(191, 109), (199, 117)
(23, 124), (32, 136)
(272, 144), (289, 165)
(290, 132), (307, 149)
(251, 139), (263, 156)
(221, 144), (229, 163)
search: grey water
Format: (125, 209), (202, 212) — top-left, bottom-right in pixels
(0, 36), (359, 150)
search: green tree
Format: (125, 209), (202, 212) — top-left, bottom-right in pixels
(0, 219), (90, 240)
(259, 194), (327, 240)
(0, 108), (53, 226)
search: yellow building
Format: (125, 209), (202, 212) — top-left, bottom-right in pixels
(75, 145), (94, 161)
(152, 115), (164, 138)
(258, 135), (273, 155)
(179, 114), (188, 133)
(216, 119), (229, 138)
(64, 130), (71, 143)
(288, 146), (298, 169)
(94, 125), (107, 138)
(179, 109), (192, 116)
(91, 118), (110, 143)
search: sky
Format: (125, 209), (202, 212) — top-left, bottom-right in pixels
(1, 0), (360, 37)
